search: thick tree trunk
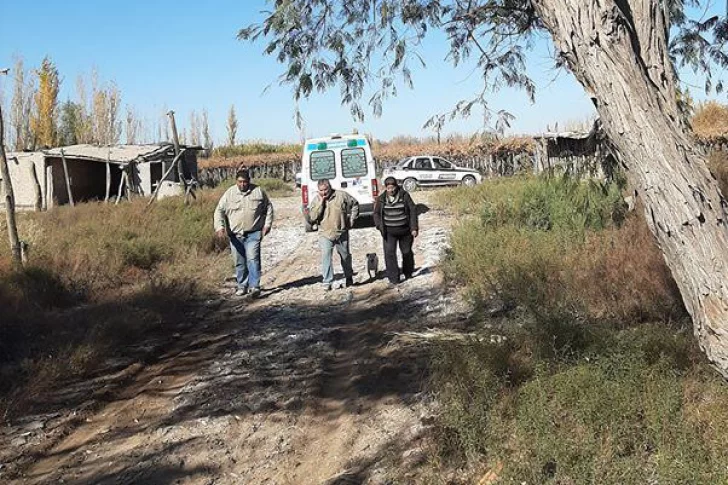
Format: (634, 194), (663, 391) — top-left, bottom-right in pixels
(534, 0), (728, 377)
(0, 105), (22, 267)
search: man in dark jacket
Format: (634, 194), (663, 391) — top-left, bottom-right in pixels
(373, 176), (419, 285)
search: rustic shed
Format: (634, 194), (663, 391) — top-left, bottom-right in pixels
(533, 124), (616, 179)
(2, 143), (200, 210)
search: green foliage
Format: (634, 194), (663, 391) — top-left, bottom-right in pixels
(433, 322), (728, 484)
(445, 174), (627, 233)
(254, 177), (294, 196)
(241, 1), (728, 134)
(58, 100), (82, 146)
(427, 174), (703, 482)
(441, 175), (678, 323)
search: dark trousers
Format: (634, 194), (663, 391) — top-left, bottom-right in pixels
(383, 226), (414, 283)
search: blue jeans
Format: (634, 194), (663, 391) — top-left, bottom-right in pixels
(229, 230), (262, 290)
(319, 232), (353, 284)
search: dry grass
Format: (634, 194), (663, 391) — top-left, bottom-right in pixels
(441, 175), (683, 323)
(0, 188), (232, 418)
(692, 101), (728, 143)
(421, 174), (728, 484)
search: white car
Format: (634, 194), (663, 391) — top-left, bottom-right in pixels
(382, 155), (482, 192)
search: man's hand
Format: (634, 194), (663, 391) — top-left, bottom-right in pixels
(263, 226), (271, 236)
(411, 230), (419, 238)
(215, 228), (226, 239)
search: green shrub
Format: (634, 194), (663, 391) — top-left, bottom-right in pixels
(442, 174), (627, 233)
(254, 177), (294, 196)
(119, 239), (167, 270)
(446, 174), (683, 323)
(431, 323), (728, 484)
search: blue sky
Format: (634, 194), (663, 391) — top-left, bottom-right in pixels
(0, 1), (723, 144)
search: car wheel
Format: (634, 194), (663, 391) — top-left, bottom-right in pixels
(462, 175), (477, 187)
(402, 177), (417, 192)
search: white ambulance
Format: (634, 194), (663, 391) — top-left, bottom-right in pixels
(300, 133), (379, 232)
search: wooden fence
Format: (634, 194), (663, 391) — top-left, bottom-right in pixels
(198, 144), (612, 188)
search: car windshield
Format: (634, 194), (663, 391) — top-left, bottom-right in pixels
(396, 157), (410, 168)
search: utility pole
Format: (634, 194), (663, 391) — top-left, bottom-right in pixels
(166, 110), (190, 204)
(0, 68), (22, 267)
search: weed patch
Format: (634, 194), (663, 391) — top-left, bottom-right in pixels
(0, 188), (232, 419)
(431, 323), (728, 484)
(427, 174), (712, 483)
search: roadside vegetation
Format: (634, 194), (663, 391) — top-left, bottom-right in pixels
(428, 174), (728, 484)
(211, 141), (300, 159)
(0, 177), (294, 418)
(0, 186), (237, 418)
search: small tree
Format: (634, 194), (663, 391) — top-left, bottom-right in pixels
(202, 108), (213, 156)
(160, 105), (170, 141)
(10, 56), (35, 151)
(125, 105), (142, 144)
(58, 100), (82, 146)
(189, 110), (200, 146)
(30, 56), (60, 148)
(226, 104), (238, 147)
(74, 75), (92, 144)
(92, 81), (121, 145)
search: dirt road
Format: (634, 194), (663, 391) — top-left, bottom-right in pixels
(2, 191), (472, 484)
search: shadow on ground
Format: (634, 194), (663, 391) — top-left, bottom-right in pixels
(3, 267), (469, 483)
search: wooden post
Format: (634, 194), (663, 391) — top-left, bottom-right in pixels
(41, 158), (47, 210)
(45, 164), (54, 209)
(105, 148), (111, 203)
(60, 149), (75, 207)
(105, 161), (111, 202)
(166, 110), (189, 203)
(115, 171), (127, 205)
(0, 103), (22, 267)
(29, 161), (42, 212)
(125, 163), (134, 200)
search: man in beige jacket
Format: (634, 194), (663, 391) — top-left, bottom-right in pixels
(214, 169), (274, 297)
(306, 179), (359, 290)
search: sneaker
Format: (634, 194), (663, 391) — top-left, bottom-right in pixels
(234, 287), (248, 296)
(345, 278), (355, 288)
(322, 283), (332, 291)
(249, 287), (261, 298)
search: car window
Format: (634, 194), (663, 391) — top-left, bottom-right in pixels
(433, 158), (453, 170)
(309, 150), (336, 180)
(341, 148), (368, 178)
(414, 158), (432, 170)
